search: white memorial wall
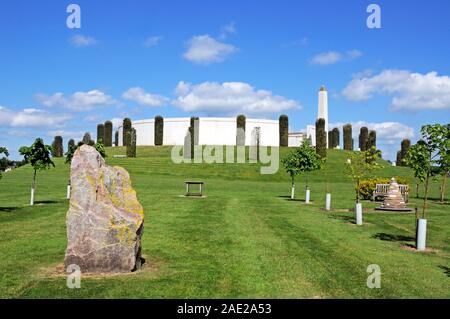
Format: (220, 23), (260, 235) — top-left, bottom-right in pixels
(116, 117), (304, 147)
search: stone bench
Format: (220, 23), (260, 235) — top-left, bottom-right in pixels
(185, 181), (204, 197)
(373, 184), (409, 202)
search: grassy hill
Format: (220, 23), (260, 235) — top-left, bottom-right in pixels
(0, 146), (448, 298)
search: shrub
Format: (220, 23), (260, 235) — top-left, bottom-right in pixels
(126, 128), (137, 158)
(358, 177), (409, 200)
(399, 139), (411, 166)
(343, 124), (352, 150)
(368, 130), (377, 149)
(122, 118), (132, 147)
(51, 136), (64, 157)
(279, 115), (289, 147)
(359, 127), (369, 151)
(114, 131), (119, 147)
(190, 117), (199, 145)
(68, 139), (75, 150)
(96, 124), (105, 144)
(154, 116), (164, 146)
(104, 121), (113, 147)
(82, 133), (94, 145)
(332, 127), (339, 148)
(315, 118), (327, 158)
(328, 131), (332, 149)
(236, 114), (246, 146)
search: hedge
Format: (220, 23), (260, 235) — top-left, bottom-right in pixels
(236, 114), (246, 146)
(126, 128), (137, 158)
(315, 118), (327, 158)
(51, 136), (64, 157)
(122, 118), (132, 147)
(358, 177), (409, 200)
(279, 115), (288, 147)
(104, 121), (113, 147)
(332, 127), (340, 148)
(154, 116), (164, 146)
(96, 124), (105, 144)
(359, 127), (369, 151)
(343, 124), (352, 150)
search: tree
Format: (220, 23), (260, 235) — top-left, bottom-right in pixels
(343, 124), (353, 150)
(315, 118), (327, 158)
(154, 116), (164, 146)
(104, 121), (113, 147)
(279, 115), (289, 147)
(0, 147), (9, 180)
(359, 127), (369, 151)
(82, 132), (94, 146)
(405, 124), (450, 214)
(126, 128), (137, 158)
(114, 131), (119, 147)
(51, 136), (64, 157)
(345, 147), (381, 203)
(19, 138), (55, 205)
(282, 140), (323, 199)
(236, 114), (246, 146)
(68, 139), (75, 151)
(368, 130), (377, 149)
(398, 139), (411, 166)
(122, 118), (132, 147)
(332, 127), (340, 148)
(97, 124), (105, 144)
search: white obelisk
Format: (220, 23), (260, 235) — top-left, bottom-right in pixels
(318, 86), (328, 146)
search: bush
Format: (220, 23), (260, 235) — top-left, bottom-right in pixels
(236, 114), (246, 146)
(343, 124), (352, 150)
(51, 136), (64, 157)
(97, 124), (105, 144)
(332, 127), (339, 148)
(368, 130), (377, 149)
(114, 131), (119, 147)
(154, 116), (164, 146)
(123, 118), (132, 147)
(126, 128), (136, 158)
(279, 115), (288, 147)
(104, 121), (113, 147)
(315, 118), (327, 158)
(358, 177), (409, 200)
(359, 127), (369, 151)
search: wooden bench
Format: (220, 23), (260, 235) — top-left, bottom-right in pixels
(185, 181), (204, 197)
(373, 184), (409, 202)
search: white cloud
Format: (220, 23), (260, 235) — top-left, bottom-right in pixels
(144, 36), (163, 47)
(219, 22), (236, 40)
(172, 81), (299, 115)
(35, 90), (116, 111)
(342, 69), (450, 111)
(0, 106), (71, 128)
(70, 34), (97, 47)
(183, 35), (237, 65)
(122, 87), (169, 107)
(310, 49), (362, 65)
(47, 130), (84, 140)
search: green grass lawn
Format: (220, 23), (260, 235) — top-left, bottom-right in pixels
(0, 147), (448, 298)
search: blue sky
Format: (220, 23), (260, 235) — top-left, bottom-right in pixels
(0, 0), (449, 160)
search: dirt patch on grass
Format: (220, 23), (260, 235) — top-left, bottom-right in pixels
(401, 245), (441, 254)
(38, 255), (164, 279)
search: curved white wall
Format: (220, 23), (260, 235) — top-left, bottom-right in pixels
(117, 117), (284, 147)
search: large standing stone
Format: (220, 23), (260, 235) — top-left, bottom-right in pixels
(64, 145), (144, 273)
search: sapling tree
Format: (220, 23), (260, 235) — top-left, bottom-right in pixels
(345, 146), (381, 203)
(405, 124), (449, 217)
(282, 140), (323, 199)
(0, 147), (9, 180)
(19, 138), (55, 205)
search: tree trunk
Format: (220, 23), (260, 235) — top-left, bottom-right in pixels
(422, 172), (430, 219)
(291, 177), (295, 200)
(440, 173), (447, 203)
(356, 179), (360, 203)
(30, 169), (36, 205)
(416, 183), (419, 198)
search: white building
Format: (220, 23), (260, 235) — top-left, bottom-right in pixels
(114, 86), (327, 148)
